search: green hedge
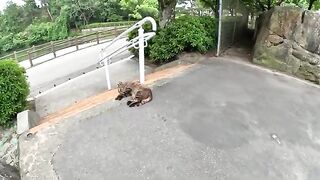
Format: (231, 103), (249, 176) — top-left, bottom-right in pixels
(128, 16), (217, 64)
(0, 59), (29, 127)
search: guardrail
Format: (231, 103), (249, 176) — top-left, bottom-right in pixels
(0, 23), (134, 67)
(99, 17), (157, 90)
(82, 21), (135, 30)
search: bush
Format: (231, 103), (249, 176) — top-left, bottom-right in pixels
(128, 16), (216, 64)
(25, 22), (55, 45)
(0, 34), (15, 52)
(0, 59), (29, 127)
(149, 16), (216, 64)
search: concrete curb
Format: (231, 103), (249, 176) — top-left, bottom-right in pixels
(17, 110), (40, 135)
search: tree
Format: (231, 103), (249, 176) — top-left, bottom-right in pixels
(0, 2), (25, 33)
(39, 0), (54, 21)
(198, 0), (217, 15)
(308, 0), (318, 9)
(120, 0), (158, 20)
(23, 0), (41, 25)
(93, 0), (128, 22)
(158, 0), (178, 28)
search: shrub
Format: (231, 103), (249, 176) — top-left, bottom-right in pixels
(25, 22), (54, 45)
(0, 59), (29, 127)
(49, 6), (70, 41)
(127, 16), (217, 65)
(13, 32), (29, 49)
(0, 34), (15, 52)
(149, 16), (216, 64)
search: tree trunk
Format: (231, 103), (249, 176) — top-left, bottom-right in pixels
(267, 0), (272, 10)
(158, 0), (177, 28)
(308, 0), (316, 10)
(214, 0), (219, 18)
(46, 6), (54, 21)
(40, 1), (54, 21)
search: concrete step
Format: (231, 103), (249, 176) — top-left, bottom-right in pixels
(34, 58), (154, 117)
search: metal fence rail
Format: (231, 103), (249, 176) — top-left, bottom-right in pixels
(216, 0), (249, 56)
(0, 23), (133, 67)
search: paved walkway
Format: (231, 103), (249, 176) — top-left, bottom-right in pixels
(23, 37), (145, 117)
(25, 38), (130, 97)
(20, 58), (320, 180)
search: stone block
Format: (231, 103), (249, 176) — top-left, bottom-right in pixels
(17, 110), (40, 135)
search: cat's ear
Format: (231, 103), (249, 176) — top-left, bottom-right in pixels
(117, 81), (123, 87)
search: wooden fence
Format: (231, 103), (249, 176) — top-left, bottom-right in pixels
(0, 23), (133, 67)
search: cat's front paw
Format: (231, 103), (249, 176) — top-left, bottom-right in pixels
(129, 102), (137, 107)
(127, 101), (133, 105)
(115, 95), (123, 100)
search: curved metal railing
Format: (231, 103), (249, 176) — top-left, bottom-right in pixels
(98, 17), (157, 90)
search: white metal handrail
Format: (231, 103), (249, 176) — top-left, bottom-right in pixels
(99, 17), (157, 90)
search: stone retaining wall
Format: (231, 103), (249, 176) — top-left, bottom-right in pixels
(253, 6), (320, 84)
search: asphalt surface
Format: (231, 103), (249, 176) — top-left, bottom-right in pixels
(35, 59), (154, 117)
(25, 38), (130, 97)
(20, 59), (320, 180)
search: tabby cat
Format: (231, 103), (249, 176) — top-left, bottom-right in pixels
(115, 81), (153, 107)
(115, 81), (140, 100)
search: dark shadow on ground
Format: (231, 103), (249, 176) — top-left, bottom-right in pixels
(221, 29), (255, 62)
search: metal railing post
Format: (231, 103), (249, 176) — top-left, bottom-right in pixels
(27, 50), (33, 67)
(216, 0), (223, 56)
(51, 41), (57, 58)
(14, 51), (17, 61)
(138, 27), (145, 83)
(105, 60), (111, 90)
(96, 32), (100, 44)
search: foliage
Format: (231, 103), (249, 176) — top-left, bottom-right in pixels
(0, 34), (15, 53)
(149, 16), (216, 64)
(49, 6), (70, 40)
(25, 22), (55, 45)
(23, 0), (42, 25)
(198, 0), (218, 16)
(120, 0), (159, 19)
(0, 0), (159, 55)
(0, 60), (29, 127)
(128, 16), (216, 64)
(93, 0), (129, 22)
(0, 3), (25, 34)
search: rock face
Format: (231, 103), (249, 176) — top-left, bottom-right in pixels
(0, 126), (19, 167)
(253, 6), (320, 84)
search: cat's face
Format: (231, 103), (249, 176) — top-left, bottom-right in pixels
(117, 82), (131, 94)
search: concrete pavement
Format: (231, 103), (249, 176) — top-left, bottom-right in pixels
(25, 38), (130, 97)
(35, 59), (154, 117)
(19, 59), (320, 180)
(23, 37), (143, 118)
